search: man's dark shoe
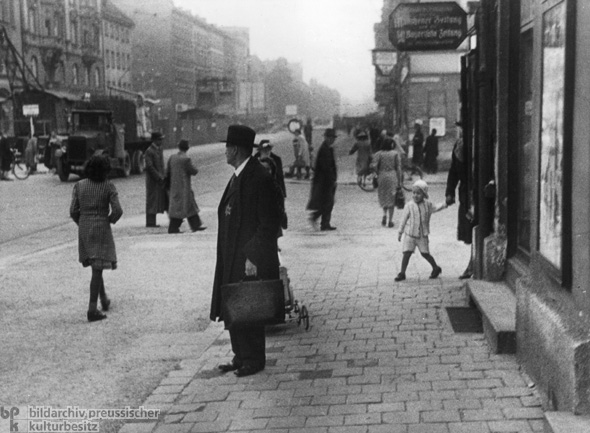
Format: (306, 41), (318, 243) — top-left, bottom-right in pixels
(191, 226), (207, 232)
(430, 266), (442, 279)
(87, 310), (107, 322)
(394, 272), (406, 282)
(234, 365), (264, 377)
(320, 226), (337, 231)
(218, 363), (239, 373)
(146, 224), (160, 228)
(101, 298), (111, 312)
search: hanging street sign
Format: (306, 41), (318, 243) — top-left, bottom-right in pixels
(389, 2), (467, 51)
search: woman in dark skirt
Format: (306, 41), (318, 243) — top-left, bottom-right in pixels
(70, 155), (123, 322)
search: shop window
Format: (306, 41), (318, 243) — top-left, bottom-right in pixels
(72, 64), (79, 85)
(516, 30), (533, 254)
(538, 0), (575, 285)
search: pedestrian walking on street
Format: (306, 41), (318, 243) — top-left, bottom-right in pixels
(288, 129), (310, 180)
(69, 155), (123, 322)
(411, 120), (424, 168)
(0, 130), (13, 181)
(166, 139), (206, 234)
(254, 139), (286, 198)
(395, 180), (447, 281)
(307, 128), (338, 231)
(303, 117), (313, 148)
(446, 122), (475, 279)
(211, 124), (281, 378)
(24, 133), (38, 174)
(371, 137), (402, 228)
(348, 130), (372, 183)
(144, 131), (167, 228)
(423, 128), (439, 174)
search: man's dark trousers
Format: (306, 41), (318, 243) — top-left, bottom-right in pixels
(229, 325), (265, 369)
(168, 214), (202, 233)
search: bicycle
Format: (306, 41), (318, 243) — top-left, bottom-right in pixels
(10, 148), (30, 180)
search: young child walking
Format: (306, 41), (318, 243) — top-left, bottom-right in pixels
(395, 180), (447, 281)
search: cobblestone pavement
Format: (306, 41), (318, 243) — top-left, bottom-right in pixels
(118, 170), (545, 433)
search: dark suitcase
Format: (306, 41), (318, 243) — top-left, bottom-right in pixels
(221, 279), (285, 328)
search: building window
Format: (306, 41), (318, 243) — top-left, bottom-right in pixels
(70, 17), (78, 44)
(95, 67), (100, 88)
(31, 57), (38, 78)
(0, 0), (12, 24)
(28, 8), (38, 33)
(105, 49), (110, 68)
(516, 30), (533, 254)
(538, 0), (574, 283)
(85, 67), (90, 86)
(72, 64), (79, 85)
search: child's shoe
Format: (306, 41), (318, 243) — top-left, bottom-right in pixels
(430, 266), (442, 279)
(395, 272), (406, 282)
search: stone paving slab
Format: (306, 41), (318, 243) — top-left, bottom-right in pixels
(117, 178), (544, 432)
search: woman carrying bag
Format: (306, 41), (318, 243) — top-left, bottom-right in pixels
(371, 137), (402, 228)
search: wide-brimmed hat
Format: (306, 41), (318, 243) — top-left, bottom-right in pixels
(356, 131), (368, 139)
(324, 128), (337, 138)
(178, 139), (189, 151)
(222, 125), (256, 149)
(414, 119), (423, 126)
(151, 131), (164, 141)
(455, 120), (463, 127)
(412, 179), (429, 199)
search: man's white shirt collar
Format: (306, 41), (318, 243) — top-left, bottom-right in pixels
(234, 156), (250, 177)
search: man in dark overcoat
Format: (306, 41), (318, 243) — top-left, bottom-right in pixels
(307, 128), (338, 231)
(144, 132), (167, 227)
(210, 124), (281, 377)
(411, 120), (425, 167)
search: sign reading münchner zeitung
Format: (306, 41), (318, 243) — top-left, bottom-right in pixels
(389, 2), (468, 51)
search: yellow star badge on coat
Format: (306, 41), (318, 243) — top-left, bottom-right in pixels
(225, 204), (232, 216)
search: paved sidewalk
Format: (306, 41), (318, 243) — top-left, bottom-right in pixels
(118, 177), (545, 433)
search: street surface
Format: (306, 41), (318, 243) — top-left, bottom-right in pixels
(0, 129), (545, 433)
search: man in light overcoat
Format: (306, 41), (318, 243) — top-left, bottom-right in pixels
(166, 139), (206, 233)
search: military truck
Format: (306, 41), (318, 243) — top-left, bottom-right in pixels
(12, 90), (157, 181)
(54, 97), (155, 181)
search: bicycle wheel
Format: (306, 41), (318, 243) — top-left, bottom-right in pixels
(358, 172), (377, 192)
(12, 161), (30, 180)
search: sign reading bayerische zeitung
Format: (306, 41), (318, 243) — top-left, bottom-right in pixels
(389, 2), (467, 51)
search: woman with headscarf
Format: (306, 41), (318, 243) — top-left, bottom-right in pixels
(371, 137), (402, 228)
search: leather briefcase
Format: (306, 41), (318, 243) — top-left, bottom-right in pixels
(221, 278), (285, 328)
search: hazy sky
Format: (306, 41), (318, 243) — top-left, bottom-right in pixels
(173, 0), (383, 110)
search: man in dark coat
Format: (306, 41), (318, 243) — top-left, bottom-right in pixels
(446, 122), (474, 279)
(423, 128), (439, 174)
(144, 132), (167, 227)
(0, 131), (13, 181)
(211, 124), (281, 378)
(411, 120), (424, 167)
(307, 128), (338, 231)
(254, 139), (286, 198)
